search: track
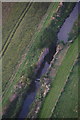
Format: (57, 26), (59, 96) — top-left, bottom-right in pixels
(0, 1), (33, 58)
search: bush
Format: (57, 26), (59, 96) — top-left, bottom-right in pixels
(21, 64), (37, 82)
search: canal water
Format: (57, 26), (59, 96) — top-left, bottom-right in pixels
(19, 2), (80, 119)
(58, 2), (80, 43)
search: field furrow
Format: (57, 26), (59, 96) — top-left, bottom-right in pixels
(1, 2), (33, 57)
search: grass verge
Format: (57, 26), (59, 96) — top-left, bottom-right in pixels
(2, 2), (76, 118)
(52, 61), (78, 118)
(2, 2), (50, 91)
(38, 36), (79, 118)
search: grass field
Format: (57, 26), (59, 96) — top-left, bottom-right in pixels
(2, 2), (50, 91)
(52, 62), (78, 118)
(2, 2), (59, 108)
(38, 36), (79, 118)
(2, 2), (29, 48)
(2, 2), (76, 118)
(2, 2), (60, 117)
(2, 2), (34, 57)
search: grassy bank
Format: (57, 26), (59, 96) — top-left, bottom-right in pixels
(38, 36), (78, 118)
(2, 2), (54, 117)
(52, 62), (78, 118)
(3, 2), (61, 118)
(2, 2), (29, 48)
(2, 2), (50, 91)
(25, 2), (77, 118)
(2, 2), (76, 118)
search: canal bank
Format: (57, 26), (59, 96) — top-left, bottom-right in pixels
(2, 2), (78, 119)
(18, 2), (79, 119)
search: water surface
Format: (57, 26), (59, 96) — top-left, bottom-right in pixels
(58, 3), (80, 43)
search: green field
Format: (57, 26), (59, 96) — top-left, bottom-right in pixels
(52, 62), (78, 118)
(38, 36), (78, 118)
(2, 3), (60, 117)
(2, 2), (76, 118)
(2, 2), (59, 112)
(3, 2), (75, 108)
(2, 2), (29, 48)
(2, 2), (50, 91)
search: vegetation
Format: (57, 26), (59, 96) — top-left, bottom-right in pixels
(25, 2), (77, 118)
(2, 2), (50, 91)
(52, 62), (78, 118)
(2, 2), (29, 48)
(2, 2), (60, 106)
(2, 2), (53, 117)
(38, 36), (79, 118)
(2, 2), (78, 119)
(68, 14), (80, 41)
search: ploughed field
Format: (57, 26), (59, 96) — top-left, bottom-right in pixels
(2, 2), (79, 119)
